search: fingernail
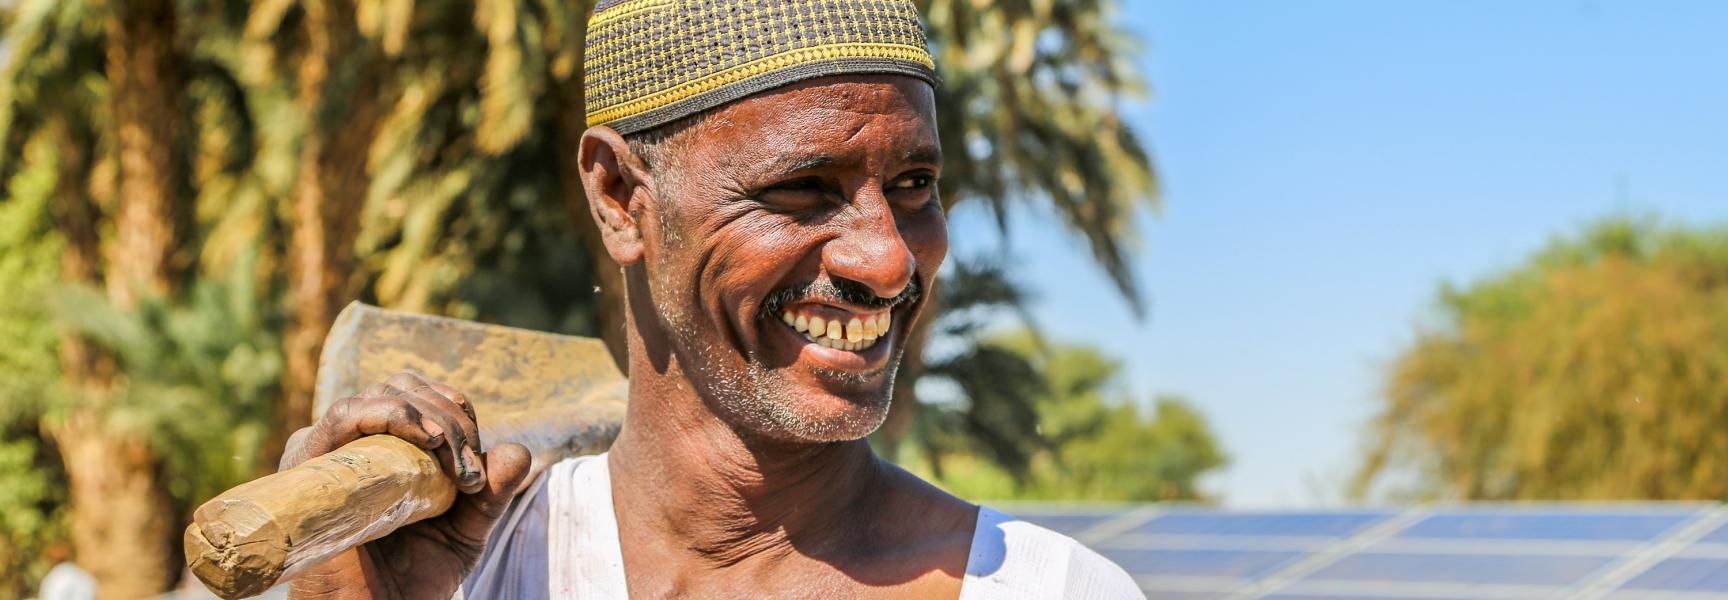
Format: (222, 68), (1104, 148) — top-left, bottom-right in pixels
(459, 447), (482, 483)
(421, 417), (444, 443)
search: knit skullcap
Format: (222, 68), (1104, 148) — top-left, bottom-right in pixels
(583, 0), (939, 135)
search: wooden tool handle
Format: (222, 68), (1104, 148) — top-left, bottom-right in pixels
(183, 435), (457, 599)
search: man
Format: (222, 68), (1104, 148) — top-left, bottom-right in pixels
(282, 0), (1143, 598)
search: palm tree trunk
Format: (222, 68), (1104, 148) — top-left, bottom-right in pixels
(50, 125), (175, 600)
(104, 0), (182, 303)
(49, 118), (106, 382)
(50, 3), (188, 597)
(54, 412), (180, 600)
(271, 0), (379, 469)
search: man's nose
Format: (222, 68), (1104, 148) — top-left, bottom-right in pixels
(821, 192), (915, 300)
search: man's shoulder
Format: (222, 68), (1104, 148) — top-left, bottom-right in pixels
(963, 507), (1145, 600)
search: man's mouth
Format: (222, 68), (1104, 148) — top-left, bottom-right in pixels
(779, 306), (891, 353)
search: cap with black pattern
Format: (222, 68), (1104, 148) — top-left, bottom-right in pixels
(583, 0), (939, 135)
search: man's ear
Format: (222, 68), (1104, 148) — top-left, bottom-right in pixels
(578, 126), (652, 266)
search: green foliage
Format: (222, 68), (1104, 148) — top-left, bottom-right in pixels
(51, 255), (283, 505)
(1356, 216), (1728, 501)
(913, 259), (1049, 478)
(913, 327), (1228, 502)
(0, 127), (69, 600)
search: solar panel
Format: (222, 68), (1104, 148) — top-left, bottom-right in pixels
(1621, 558), (1728, 591)
(1002, 503), (1728, 599)
(1395, 511), (1695, 541)
(1304, 552), (1616, 586)
(1103, 548), (1308, 579)
(1696, 522), (1728, 545)
(1132, 511), (1393, 538)
(1014, 512), (1119, 537)
(1140, 593), (1229, 600)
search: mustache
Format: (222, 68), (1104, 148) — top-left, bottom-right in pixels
(762, 276), (923, 318)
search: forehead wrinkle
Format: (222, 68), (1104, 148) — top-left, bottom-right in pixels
(677, 85), (939, 186)
(763, 153), (839, 176)
(748, 121), (934, 179)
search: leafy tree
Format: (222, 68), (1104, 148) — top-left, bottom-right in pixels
(914, 327), (1228, 502)
(1355, 217), (1728, 501)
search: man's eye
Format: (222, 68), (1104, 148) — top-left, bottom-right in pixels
(758, 177), (835, 210)
(891, 175), (934, 190)
(771, 177), (826, 192)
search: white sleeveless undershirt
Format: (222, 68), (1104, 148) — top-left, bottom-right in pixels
(462, 455), (1143, 599)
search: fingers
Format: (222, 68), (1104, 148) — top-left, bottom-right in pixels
(293, 393), (442, 465)
(279, 426), (318, 471)
(286, 370), (487, 493)
(388, 372), (486, 493)
(443, 442), (533, 551)
(423, 378), (477, 424)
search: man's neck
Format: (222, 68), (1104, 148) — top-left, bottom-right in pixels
(606, 375), (889, 570)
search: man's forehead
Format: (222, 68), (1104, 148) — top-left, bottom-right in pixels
(689, 76), (940, 171)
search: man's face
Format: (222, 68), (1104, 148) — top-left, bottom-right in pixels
(635, 75), (946, 443)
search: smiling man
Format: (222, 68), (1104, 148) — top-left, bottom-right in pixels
(280, 1), (1142, 598)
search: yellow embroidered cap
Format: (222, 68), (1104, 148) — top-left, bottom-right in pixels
(583, 0), (939, 134)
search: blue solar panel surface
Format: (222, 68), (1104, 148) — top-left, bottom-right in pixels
(1132, 511), (1392, 538)
(1697, 522), (1728, 545)
(1394, 511), (1695, 541)
(1623, 558), (1728, 591)
(1308, 552), (1615, 586)
(1005, 503), (1728, 598)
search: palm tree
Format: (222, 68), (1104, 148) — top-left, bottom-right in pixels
(882, 0), (1160, 447)
(0, 0), (1155, 594)
(1, 0), (189, 594)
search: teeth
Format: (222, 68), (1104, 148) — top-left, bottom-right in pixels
(798, 329), (882, 352)
(783, 308), (895, 352)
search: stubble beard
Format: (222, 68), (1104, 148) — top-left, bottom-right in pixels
(659, 297), (902, 444)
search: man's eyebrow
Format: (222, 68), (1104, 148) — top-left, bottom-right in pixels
(769, 154), (838, 174)
(759, 145), (941, 175)
(902, 146), (941, 166)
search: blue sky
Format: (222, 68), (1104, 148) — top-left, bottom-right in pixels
(948, 0), (1728, 506)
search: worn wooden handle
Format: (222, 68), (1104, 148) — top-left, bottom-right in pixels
(183, 435), (457, 599)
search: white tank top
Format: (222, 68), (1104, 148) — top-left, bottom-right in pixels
(462, 455), (1143, 599)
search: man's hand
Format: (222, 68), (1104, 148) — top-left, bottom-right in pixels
(281, 371), (531, 600)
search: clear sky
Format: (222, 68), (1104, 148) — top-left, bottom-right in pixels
(949, 0), (1728, 506)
